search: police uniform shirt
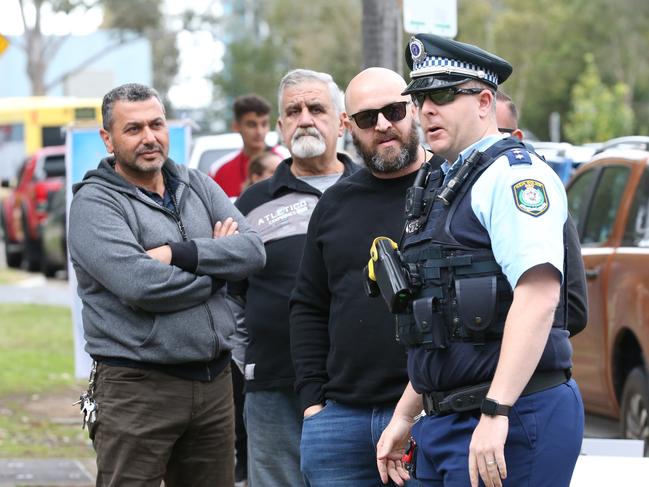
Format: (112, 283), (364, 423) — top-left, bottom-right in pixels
(467, 136), (567, 288)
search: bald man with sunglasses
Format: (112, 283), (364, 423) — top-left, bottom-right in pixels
(289, 67), (441, 486)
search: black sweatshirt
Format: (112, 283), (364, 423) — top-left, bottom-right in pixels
(289, 166), (422, 412)
(231, 154), (358, 393)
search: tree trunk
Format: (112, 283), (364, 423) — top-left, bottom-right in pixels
(21, 0), (47, 95)
(361, 0), (403, 73)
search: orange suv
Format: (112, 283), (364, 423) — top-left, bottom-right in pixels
(566, 147), (649, 455)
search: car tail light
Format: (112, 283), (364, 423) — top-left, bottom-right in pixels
(35, 185), (49, 219)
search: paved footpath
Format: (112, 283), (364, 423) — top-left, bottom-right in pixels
(0, 274), (71, 307)
(0, 459), (94, 486)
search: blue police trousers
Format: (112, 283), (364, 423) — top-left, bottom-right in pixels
(413, 379), (584, 486)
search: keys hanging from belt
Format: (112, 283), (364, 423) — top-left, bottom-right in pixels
(73, 361), (99, 430)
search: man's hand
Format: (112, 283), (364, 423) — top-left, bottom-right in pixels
(468, 415), (508, 487)
(146, 244), (172, 264)
(303, 404), (324, 419)
(213, 217), (239, 238)
(376, 414), (414, 486)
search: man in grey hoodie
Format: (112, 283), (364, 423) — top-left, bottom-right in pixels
(68, 83), (265, 487)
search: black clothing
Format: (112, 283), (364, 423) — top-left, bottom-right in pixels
(564, 215), (588, 336)
(289, 165), (436, 412)
(231, 154), (358, 393)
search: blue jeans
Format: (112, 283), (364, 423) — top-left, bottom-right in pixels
(300, 401), (420, 487)
(244, 389), (306, 487)
(413, 379), (584, 486)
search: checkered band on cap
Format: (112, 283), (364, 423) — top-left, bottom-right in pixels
(412, 55), (499, 86)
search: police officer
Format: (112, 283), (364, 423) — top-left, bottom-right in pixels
(375, 34), (585, 487)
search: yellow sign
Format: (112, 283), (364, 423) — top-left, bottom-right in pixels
(0, 34), (9, 55)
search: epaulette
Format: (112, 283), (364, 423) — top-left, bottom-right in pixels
(505, 147), (532, 166)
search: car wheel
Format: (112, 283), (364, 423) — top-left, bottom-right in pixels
(620, 366), (649, 456)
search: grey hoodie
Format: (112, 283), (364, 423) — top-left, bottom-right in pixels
(69, 157), (266, 364)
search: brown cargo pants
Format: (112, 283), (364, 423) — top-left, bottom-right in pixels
(90, 362), (234, 487)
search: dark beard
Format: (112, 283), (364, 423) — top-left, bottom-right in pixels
(113, 142), (166, 175)
(352, 121), (420, 174)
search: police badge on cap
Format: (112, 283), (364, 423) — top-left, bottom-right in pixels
(409, 37), (426, 64)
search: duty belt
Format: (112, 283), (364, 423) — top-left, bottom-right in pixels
(422, 369), (571, 416)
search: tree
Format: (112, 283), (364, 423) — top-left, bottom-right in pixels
(213, 0), (362, 126)
(101, 0), (178, 106)
(458, 0), (585, 139)
(564, 54), (634, 144)
(15, 0), (173, 96)
(361, 0), (403, 73)
(456, 0), (649, 139)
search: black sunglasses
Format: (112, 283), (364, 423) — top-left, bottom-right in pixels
(412, 87), (485, 107)
(350, 101), (409, 129)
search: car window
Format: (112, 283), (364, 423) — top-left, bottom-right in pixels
(567, 168), (598, 232)
(622, 168), (649, 247)
(582, 166), (630, 245)
(43, 155), (66, 178)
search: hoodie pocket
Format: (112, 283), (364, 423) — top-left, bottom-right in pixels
(139, 304), (218, 363)
(204, 291), (236, 350)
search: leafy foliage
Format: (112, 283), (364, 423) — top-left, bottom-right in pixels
(213, 0), (361, 125)
(564, 54), (634, 144)
(19, 0), (649, 140)
(457, 0), (649, 139)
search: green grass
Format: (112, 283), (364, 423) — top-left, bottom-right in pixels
(0, 304), (76, 395)
(0, 404), (91, 457)
(0, 303), (94, 457)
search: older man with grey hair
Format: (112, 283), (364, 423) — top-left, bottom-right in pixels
(228, 69), (358, 487)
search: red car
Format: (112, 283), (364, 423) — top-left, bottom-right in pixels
(566, 147), (649, 455)
(1, 146), (66, 271)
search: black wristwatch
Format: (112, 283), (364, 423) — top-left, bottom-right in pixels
(481, 397), (511, 417)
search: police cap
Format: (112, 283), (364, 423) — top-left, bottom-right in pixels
(403, 33), (513, 95)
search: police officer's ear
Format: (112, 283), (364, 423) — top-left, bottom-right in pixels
(477, 89), (496, 118)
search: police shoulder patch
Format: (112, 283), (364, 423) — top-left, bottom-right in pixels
(505, 148), (532, 166)
(511, 179), (549, 217)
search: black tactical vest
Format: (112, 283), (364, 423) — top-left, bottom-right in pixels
(396, 138), (568, 349)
